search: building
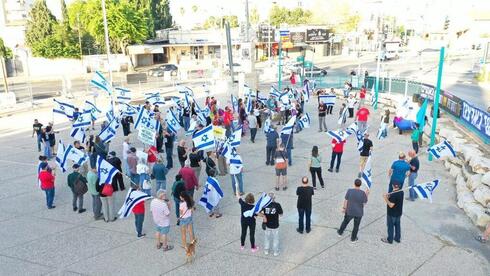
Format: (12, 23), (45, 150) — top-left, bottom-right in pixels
(0, 0), (29, 48)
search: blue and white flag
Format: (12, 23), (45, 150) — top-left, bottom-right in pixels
(263, 117), (272, 134)
(170, 96), (181, 107)
(134, 107), (157, 131)
(186, 119), (197, 136)
(53, 99), (75, 119)
(302, 81), (311, 102)
(66, 146), (88, 166)
(72, 110), (92, 128)
(297, 113), (311, 130)
(145, 92), (165, 106)
(105, 103), (116, 122)
(319, 95), (336, 106)
(120, 103), (138, 116)
(338, 107), (348, 125)
(192, 124), (215, 151)
(270, 86), (281, 98)
(90, 71), (112, 95)
(177, 85), (194, 96)
(427, 140), (456, 159)
(217, 140), (232, 160)
(356, 129), (368, 152)
(244, 84), (254, 98)
(361, 155), (373, 189)
(230, 126), (242, 147)
(280, 115), (296, 135)
(345, 122), (358, 135)
(199, 176), (224, 213)
(246, 96), (253, 113)
(377, 121), (388, 140)
(327, 129), (349, 142)
(118, 188), (152, 218)
(243, 192), (272, 217)
(83, 100), (101, 121)
(96, 156), (119, 185)
(231, 94), (239, 113)
(279, 91), (292, 105)
(257, 94), (267, 105)
(70, 127), (86, 143)
(115, 87), (131, 104)
(412, 180), (439, 203)
(99, 118), (119, 143)
(55, 140), (69, 173)
(165, 109), (181, 134)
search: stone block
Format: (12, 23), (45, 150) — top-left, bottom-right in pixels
(460, 145), (483, 163)
(456, 174), (468, 194)
(444, 159), (451, 170)
(447, 156), (464, 166)
(457, 190), (476, 209)
(461, 165), (473, 180)
(449, 164), (462, 178)
(469, 156), (490, 174)
(482, 172), (490, 186)
(462, 202), (490, 227)
(467, 173), (482, 191)
(473, 185), (490, 207)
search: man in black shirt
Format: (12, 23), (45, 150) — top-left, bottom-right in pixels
(296, 177), (314, 234)
(262, 193), (283, 256)
(408, 150), (419, 201)
(107, 151), (125, 191)
(32, 119), (43, 152)
(382, 182), (404, 244)
(358, 133), (373, 178)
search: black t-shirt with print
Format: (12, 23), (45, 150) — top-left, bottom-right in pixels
(263, 202), (283, 229)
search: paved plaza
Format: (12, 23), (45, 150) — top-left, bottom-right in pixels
(0, 91), (488, 276)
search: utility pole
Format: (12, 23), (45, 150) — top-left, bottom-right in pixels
(245, 0), (250, 42)
(101, 0), (113, 85)
(428, 47), (445, 161)
(374, 40), (382, 110)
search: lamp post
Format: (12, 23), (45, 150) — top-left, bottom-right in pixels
(373, 40), (382, 110)
(101, 0), (113, 85)
(428, 47), (445, 161)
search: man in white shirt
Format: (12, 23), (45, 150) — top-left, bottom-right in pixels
(228, 151), (244, 196)
(247, 112), (258, 143)
(347, 94), (357, 118)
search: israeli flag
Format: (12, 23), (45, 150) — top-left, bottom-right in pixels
(246, 96), (253, 113)
(53, 99), (75, 119)
(229, 152), (243, 171)
(281, 115), (297, 135)
(244, 84), (254, 98)
(70, 127), (86, 143)
(338, 107), (348, 125)
(297, 113), (311, 130)
(165, 109), (181, 134)
(361, 155), (373, 189)
(96, 156), (119, 185)
(146, 92), (165, 106)
(427, 140), (456, 159)
(412, 180), (439, 203)
(177, 85), (194, 96)
(170, 96), (181, 107)
(279, 91), (291, 105)
(263, 117), (272, 134)
(120, 103), (138, 116)
(55, 140), (69, 173)
(72, 110), (92, 128)
(377, 121), (387, 140)
(192, 124), (215, 151)
(99, 118), (119, 143)
(134, 107), (150, 130)
(84, 100), (101, 121)
(270, 86), (281, 98)
(66, 146), (88, 166)
(199, 176), (224, 213)
(217, 140), (232, 160)
(90, 71), (112, 95)
(230, 126), (242, 147)
(356, 129), (368, 152)
(231, 94), (239, 113)
(257, 94), (267, 105)
(118, 188), (152, 218)
(115, 87), (131, 104)
(105, 103), (116, 122)
(345, 122), (358, 135)
(319, 95), (336, 106)
(186, 119), (197, 136)
(243, 192), (272, 217)
(327, 129), (349, 142)
(302, 81), (311, 102)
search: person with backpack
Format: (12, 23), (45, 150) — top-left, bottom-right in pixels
(171, 174), (186, 219)
(67, 164), (87, 214)
(274, 144), (288, 191)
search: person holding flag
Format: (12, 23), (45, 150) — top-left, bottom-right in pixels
(199, 174), (223, 218)
(358, 133), (373, 178)
(261, 193), (283, 256)
(328, 138), (346, 173)
(239, 193), (260, 252)
(382, 182), (404, 244)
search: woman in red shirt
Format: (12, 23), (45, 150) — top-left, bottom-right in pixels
(133, 196), (146, 238)
(38, 163), (56, 209)
(147, 145), (158, 171)
(328, 139), (346, 172)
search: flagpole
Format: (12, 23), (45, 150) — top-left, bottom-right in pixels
(373, 41), (381, 110)
(101, 0), (113, 86)
(428, 47), (445, 161)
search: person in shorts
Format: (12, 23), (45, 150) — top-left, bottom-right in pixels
(275, 144), (288, 191)
(151, 190), (173, 251)
(358, 133), (373, 177)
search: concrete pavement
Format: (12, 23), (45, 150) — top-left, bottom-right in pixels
(0, 90), (488, 275)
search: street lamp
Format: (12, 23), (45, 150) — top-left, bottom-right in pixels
(14, 46), (33, 104)
(101, 0), (113, 85)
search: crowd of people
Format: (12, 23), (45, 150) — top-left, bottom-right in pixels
(34, 77), (488, 264)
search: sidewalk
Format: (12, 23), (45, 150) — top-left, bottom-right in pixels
(0, 89), (487, 275)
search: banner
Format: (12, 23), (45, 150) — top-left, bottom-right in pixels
(138, 125), (156, 146)
(461, 101), (490, 140)
(213, 126), (226, 140)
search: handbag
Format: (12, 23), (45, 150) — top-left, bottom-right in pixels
(73, 175), (88, 195)
(275, 151), (287, 170)
(176, 207), (189, 226)
(101, 183), (114, 196)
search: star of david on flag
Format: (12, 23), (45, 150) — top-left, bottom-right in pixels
(192, 124), (215, 151)
(361, 155), (373, 189)
(118, 188), (152, 218)
(83, 100), (101, 121)
(411, 180), (439, 203)
(72, 110), (92, 128)
(327, 129), (350, 142)
(199, 176), (224, 213)
(281, 115), (297, 135)
(297, 113), (311, 131)
(427, 140), (456, 159)
(53, 98), (75, 119)
(96, 156), (119, 185)
(145, 92), (165, 105)
(243, 193), (272, 217)
(90, 71), (112, 95)
(115, 87), (131, 104)
(166, 109), (181, 134)
(99, 117), (120, 143)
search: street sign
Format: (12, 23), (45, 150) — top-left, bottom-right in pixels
(258, 25), (275, 42)
(279, 30), (290, 43)
(306, 29), (329, 43)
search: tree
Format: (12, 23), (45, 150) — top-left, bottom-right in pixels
(192, 5), (198, 13)
(151, 0), (172, 31)
(25, 0), (57, 48)
(269, 6), (313, 27)
(60, 0), (69, 25)
(250, 7), (260, 25)
(0, 38), (12, 93)
(203, 15), (238, 29)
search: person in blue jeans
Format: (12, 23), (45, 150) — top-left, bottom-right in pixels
(164, 128), (175, 169)
(381, 183), (404, 244)
(152, 159), (168, 192)
(280, 132), (293, 166)
(296, 177), (314, 234)
(32, 119), (43, 152)
(408, 150), (419, 201)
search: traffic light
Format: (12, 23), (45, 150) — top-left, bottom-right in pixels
(444, 17), (450, 31)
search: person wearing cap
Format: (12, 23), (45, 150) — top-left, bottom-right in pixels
(38, 162), (56, 209)
(358, 133), (373, 177)
(67, 164), (87, 213)
(107, 151), (125, 191)
(261, 193), (283, 256)
(388, 152), (411, 192)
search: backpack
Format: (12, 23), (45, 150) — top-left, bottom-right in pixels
(73, 176), (88, 195)
(101, 183), (114, 196)
(275, 151), (287, 170)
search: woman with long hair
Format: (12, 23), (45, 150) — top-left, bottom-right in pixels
(239, 193), (259, 252)
(179, 191), (196, 250)
(308, 146), (324, 189)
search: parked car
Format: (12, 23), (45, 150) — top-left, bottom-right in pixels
(148, 64), (178, 77)
(304, 66), (328, 77)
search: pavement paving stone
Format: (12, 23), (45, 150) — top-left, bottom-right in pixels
(285, 265), (358, 276)
(0, 255), (55, 276)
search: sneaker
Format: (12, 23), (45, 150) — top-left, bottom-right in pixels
(351, 238), (358, 243)
(296, 228), (303, 234)
(282, 186), (288, 191)
(73, 207), (78, 212)
(163, 245), (174, 251)
(321, 185), (325, 188)
(313, 187), (317, 190)
(137, 233), (146, 238)
(335, 168), (339, 173)
(240, 246), (245, 250)
(327, 168), (333, 172)
(475, 236), (487, 243)
(157, 242), (163, 250)
(337, 230), (343, 237)
(264, 250), (269, 255)
(381, 238), (392, 244)
(275, 187), (280, 191)
(78, 208), (86, 214)
(273, 251), (279, 257)
(306, 229), (311, 233)
(48, 206), (56, 209)
(251, 246), (259, 253)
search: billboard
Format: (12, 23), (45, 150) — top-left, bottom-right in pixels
(306, 29), (329, 42)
